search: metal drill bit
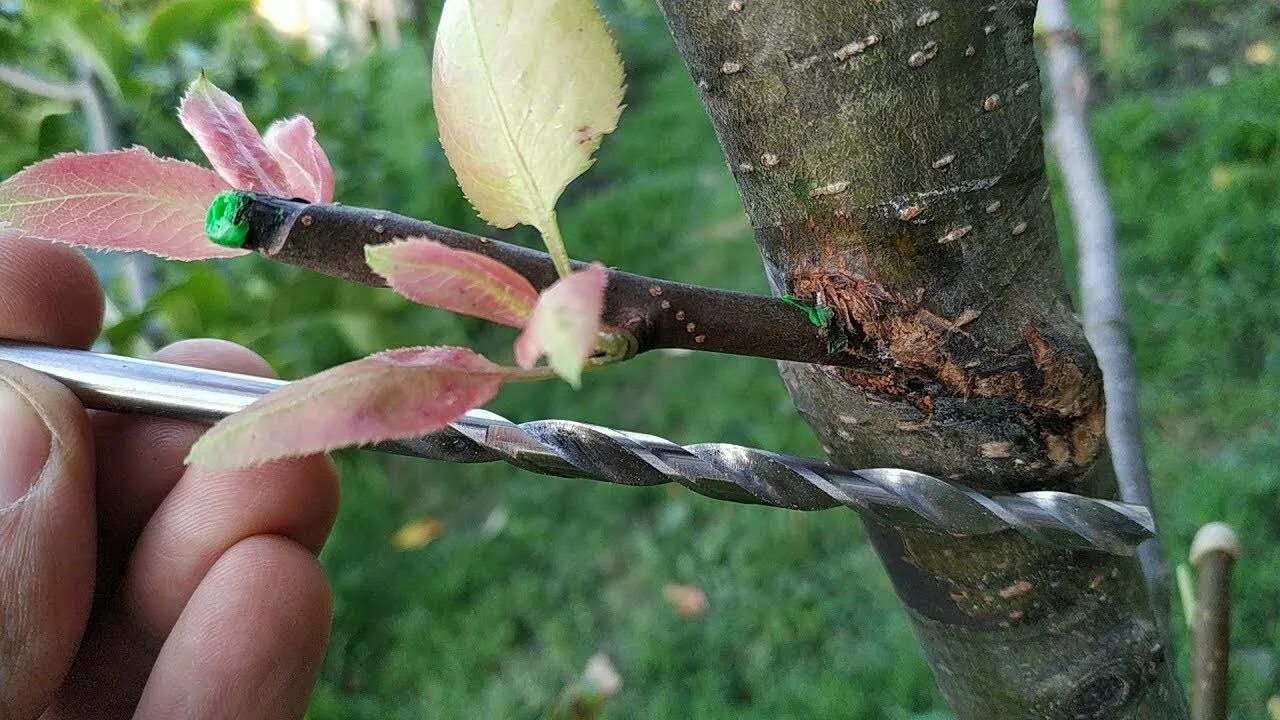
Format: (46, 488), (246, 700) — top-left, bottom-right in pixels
(0, 341), (1154, 555)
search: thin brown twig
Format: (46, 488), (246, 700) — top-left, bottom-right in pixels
(240, 195), (862, 369)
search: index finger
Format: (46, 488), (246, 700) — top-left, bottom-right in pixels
(0, 236), (104, 348)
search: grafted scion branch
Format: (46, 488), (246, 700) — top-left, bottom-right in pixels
(236, 194), (863, 369)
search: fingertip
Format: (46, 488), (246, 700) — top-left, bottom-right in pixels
(134, 535), (331, 720)
(198, 535), (333, 648)
(152, 338), (276, 379)
(0, 238), (103, 348)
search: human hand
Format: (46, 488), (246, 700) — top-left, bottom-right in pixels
(0, 239), (340, 719)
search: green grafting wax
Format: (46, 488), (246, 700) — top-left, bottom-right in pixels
(205, 191), (250, 248)
(780, 294), (833, 328)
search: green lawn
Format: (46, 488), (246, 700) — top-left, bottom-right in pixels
(4, 0), (1278, 717)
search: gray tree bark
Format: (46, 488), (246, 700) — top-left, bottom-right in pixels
(653, 1), (1186, 717)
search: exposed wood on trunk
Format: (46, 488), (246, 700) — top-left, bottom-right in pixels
(654, 1), (1187, 716)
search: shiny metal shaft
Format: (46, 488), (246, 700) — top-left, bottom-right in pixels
(0, 341), (1154, 555)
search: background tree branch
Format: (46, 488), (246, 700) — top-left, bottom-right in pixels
(1038, 0), (1171, 644)
(72, 57), (116, 154)
(0, 63), (81, 102)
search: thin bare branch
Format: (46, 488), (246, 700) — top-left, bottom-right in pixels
(72, 57), (117, 152)
(1038, 0), (1170, 637)
(69, 56), (162, 350)
(0, 63), (80, 102)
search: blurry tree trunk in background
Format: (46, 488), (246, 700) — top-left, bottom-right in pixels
(655, 2), (1186, 717)
(1100, 0), (1122, 62)
(1038, 0), (1170, 642)
(345, 0), (402, 49)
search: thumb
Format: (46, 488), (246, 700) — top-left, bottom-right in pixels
(0, 361), (95, 720)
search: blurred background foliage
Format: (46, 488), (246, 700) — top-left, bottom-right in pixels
(1, 0), (1277, 717)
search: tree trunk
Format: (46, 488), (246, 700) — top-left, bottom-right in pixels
(653, 2), (1187, 717)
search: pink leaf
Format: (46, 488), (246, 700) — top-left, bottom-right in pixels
(515, 264), (608, 387)
(186, 346), (516, 469)
(0, 148), (243, 260)
(263, 115), (335, 203)
(365, 238), (538, 327)
(179, 76), (289, 195)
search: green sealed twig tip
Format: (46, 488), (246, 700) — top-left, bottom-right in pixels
(205, 190), (251, 248)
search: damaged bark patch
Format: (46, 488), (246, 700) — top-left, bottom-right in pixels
(789, 268), (1105, 468)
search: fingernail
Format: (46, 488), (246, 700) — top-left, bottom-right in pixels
(0, 378), (52, 507)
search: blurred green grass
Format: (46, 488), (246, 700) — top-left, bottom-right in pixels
(3, 0), (1278, 717)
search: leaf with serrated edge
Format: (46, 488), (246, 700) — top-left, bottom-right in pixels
(433, 0), (624, 236)
(366, 238), (538, 327)
(263, 115), (335, 203)
(515, 264), (606, 387)
(187, 346), (519, 470)
(179, 75), (289, 195)
(0, 147), (242, 260)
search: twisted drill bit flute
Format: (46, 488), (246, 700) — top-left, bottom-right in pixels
(0, 341), (1154, 555)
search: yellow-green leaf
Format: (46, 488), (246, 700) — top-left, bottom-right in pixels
(392, 516), (444, 550)
(432, 0), (624, 274)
